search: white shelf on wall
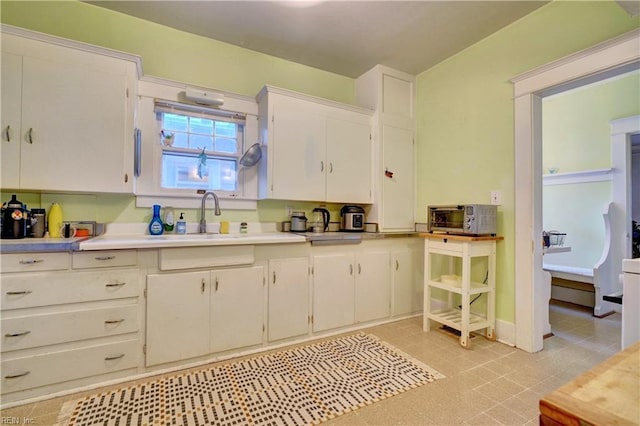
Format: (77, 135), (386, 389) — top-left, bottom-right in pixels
(543, 168), (613, 186)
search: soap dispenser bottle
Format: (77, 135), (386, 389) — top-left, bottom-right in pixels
(149, 204), (164, 235)
(176, 212), (187, 234)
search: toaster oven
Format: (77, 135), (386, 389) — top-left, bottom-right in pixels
(428, 204), (497, 236)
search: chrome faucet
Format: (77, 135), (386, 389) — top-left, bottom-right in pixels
(199, 191), (222, 233)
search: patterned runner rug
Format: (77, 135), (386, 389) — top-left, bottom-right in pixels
(56, 333), (443, 426)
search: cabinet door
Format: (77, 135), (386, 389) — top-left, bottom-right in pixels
(355, 251), (390, 322)
(312, 253), (355, 332)
(19, 55), (132, 193)
(210, 266), (264, 353)
(1, 52), (22, 189)
(268, 258), (309, 342)
(271, 96), (326, 201)
(326, 116), (371, 203)
(382, 124), (415, 230)
(392, 248), (422, 316)
(146, 272), (210, 366)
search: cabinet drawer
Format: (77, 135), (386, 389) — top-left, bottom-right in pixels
(73, 250), (137, 269)
(1, 269), (139, 310)
(159, 245), (254, 271)
(427, 239), (464, 254)
(2, 304), (139, 352)
(1, 252), (69, 273)
(1, 339), (138, 394)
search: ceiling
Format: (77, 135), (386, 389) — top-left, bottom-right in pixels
(87, 0), (552, 78)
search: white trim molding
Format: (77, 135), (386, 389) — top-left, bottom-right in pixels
(511, 28), (640, 353)
(543, 168), (613, 186)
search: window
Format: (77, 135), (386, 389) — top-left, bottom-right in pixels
(155, 101), (246, 193)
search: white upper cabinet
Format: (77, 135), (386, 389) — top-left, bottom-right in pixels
(356, 66), (416, 232)
(257, 86), (372, 203)
(1, 52), (22, 189)
(0, 30), (139, 193)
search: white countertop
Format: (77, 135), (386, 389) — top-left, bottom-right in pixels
(623, 257), (640, 274)
(78, 232), (307, 250)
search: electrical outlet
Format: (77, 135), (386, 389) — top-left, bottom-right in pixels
(285, 206), (293, 217)
(490, 190), (502, 205)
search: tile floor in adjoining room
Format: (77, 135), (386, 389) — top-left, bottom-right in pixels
(1, 300), (622, 425)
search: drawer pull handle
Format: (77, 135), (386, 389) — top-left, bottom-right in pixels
(4, 125), (11, 142)
(27, 128), (34, 144)
(5, 371), (30, 379)
(18, 259), (44, 265)
(5, 331), (31, 337)
(105, 282), (125, 288)
(395, 260), (399, 271)
(95, 256), (116, 261)
(105, 354), (125, 361)
(6, 290), (32, 296)
(104, 319), (125, 325)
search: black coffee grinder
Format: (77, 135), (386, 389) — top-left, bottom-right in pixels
(2, 194), (26, 239)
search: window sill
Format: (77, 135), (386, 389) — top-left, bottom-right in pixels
(135, 194), (257, 210)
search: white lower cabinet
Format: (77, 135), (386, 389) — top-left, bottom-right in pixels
(146, 266), (265, 367)
(312, 253), (356, 332)
(355, 251), (391, 323)
(267, 258), (310, 342)
(145, 271), (211, 366)
(0, 251), (141, 404)
(392, 247), (423, 317)
(313, 247), (392, 332)
(211, 267), (264, 353)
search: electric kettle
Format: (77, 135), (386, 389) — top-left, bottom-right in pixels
(311, 208), (330, 233)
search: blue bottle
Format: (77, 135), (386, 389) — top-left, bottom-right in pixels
(149, 204), (164, 235)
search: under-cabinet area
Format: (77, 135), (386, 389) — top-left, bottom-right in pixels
(0, 237), (422, 406)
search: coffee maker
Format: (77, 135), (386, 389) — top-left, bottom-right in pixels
(2, 194), (26, 239)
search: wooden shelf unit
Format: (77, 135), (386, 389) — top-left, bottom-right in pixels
(421, 233), (503, 348)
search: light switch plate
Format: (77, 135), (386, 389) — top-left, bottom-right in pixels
(490, 190), (502, 205)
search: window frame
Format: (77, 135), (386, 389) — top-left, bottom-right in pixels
(134, 80), (259, 210)
(155, 100), (245, 195)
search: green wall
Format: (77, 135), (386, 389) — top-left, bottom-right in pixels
(2, 0), (639, 324)
(415, 0), (638, 322)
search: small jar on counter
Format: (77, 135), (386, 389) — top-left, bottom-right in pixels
(240, 222), (248, 233)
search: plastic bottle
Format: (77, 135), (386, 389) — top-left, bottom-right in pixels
(176, 212), (187, 234)
(164, 209), (175, 232)
(48, 203), (63, 238)
(149, 204), (164, 235)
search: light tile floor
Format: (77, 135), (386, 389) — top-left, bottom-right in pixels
(0, 300), (622, 425)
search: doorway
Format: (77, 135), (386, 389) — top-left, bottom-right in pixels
(512, 29), (640, 353)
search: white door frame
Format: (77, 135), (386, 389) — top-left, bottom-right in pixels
(511, 29), (640, 353)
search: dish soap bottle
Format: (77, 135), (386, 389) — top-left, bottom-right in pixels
(164, 209), (174, 232)
(176, 212), (187, 234)
(149, 204), (164, 235)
